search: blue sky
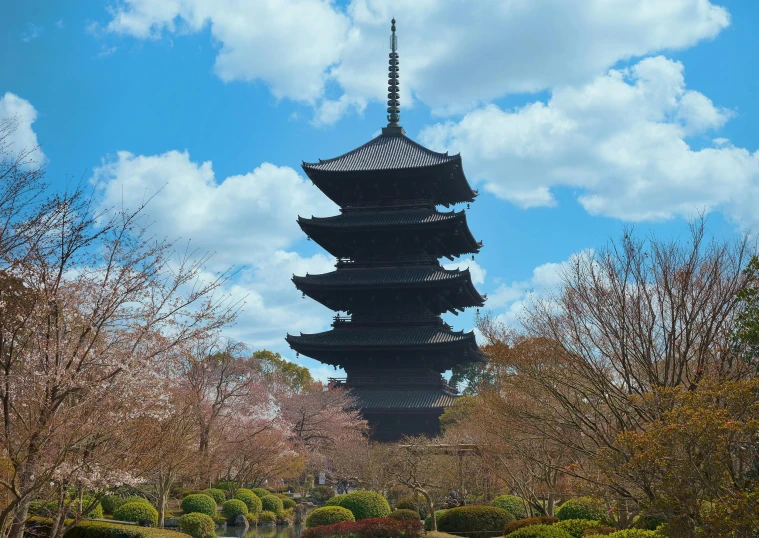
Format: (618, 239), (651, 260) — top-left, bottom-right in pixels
(2, 0), (758, 380)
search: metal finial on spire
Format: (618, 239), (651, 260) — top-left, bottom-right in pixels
(385, 17), (402, 132)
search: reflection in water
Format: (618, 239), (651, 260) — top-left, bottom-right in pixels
(216, 525), (304, 538)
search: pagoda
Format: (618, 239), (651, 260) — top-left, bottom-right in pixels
(286, 19), (485, 441)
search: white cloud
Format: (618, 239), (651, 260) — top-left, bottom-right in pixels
(0, 93), (46, 166)
(444, 259), (486, 286)
(101, 0), (729, 121)
(20, 22), (44, 43)
(420, 56), (759, 229)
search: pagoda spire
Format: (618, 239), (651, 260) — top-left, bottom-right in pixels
(383, 18), (405, 136)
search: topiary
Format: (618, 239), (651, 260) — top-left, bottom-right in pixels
(180, 494), (217, 518)
(203, 489), (226, 505)
(504, 517), (560, 535)
(233, 490), (262, 514)
(309, 486), (335, 504)
(492, 495), (528, 520)
(277, 496), (297, 510)
(221, 499), (248, 523)
(305, 506), (356, 528)
(389, 509), (420, 521)
(250, 488), (270, 499)
(257, 511), (277, 524)
(556, 498), (607, 522)
(324, 496), (342, 507)
(113, 501), (159, 527)
(123, 496), (152, 506)
(179, 513), (216, 538)
(395, 496), (429, 519)
(437, 505), (514, 537)
(259, 495), (283, 514)
(332, 491), (390, 520)
(101, 495), (125, 514)
(506, 525), (573, 538)
(425, 510), (447, 531)
(555, 519), (602, 538)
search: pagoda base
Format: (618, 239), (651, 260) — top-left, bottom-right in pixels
(362, 408), (446, 442)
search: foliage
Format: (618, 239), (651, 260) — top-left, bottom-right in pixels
(586, 531), (661, 538)
(449, 364), (494, 395)
(123, 496), (152, 506)
(437, 505), (515, 537)
(388, 510), (420, 521)
(203, 489), (226, 505)
(310, 486), (336, 503)
(395, 496), (428, 519)
(330, 491), (391, 520)
(735, 255), (759, 370)
(113, 502), (160, 527)
(63, 521), (191, 538)
(556, 498), (606, 522)
(233, 490), (262, 514)
(425, 511), (447, 531)
(221, 499), (248, 522)
(250, 488), (270, 499)
(178, 513), (216, 538)
(492, 495), (528, 520)
(504, 518), (560, 534)
(505, 525), (572, 538)
(257, 511), (277, 524)
(277, 495), (297, 510)
(259, 495), (283, 514)
(555, 519), (602, 538)
(214, 482), (239, 493)
(180, 494), (217, 518)
(252, 350), (313, 393)
(581, 528), (616, 536)
(101, 495), (126, 514)
(306, 506), (356, 528)
(300, 518), (424, 538)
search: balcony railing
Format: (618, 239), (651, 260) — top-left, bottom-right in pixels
(341, 198), (434, 212)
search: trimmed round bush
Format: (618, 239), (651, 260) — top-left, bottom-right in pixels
(260, 495), (284, 514)
(309, 486), (336, 504)
(122, 496), (151, 506)
(179, 513), (216, 538)
(598, 531), (661, 538)
(506, 524), (572, 538)
(258, 510), (277, 524)
(389, 509), (421, 521)
(234, 490), (262, 514)
(504, 517), (560, 535)
(305, 506), (356, 528)
(250, 488), (270, 499)
(332, 491), (390, 520)
(555, 519), (602, 538)
(83, 501), (104, 519)
(203, 489), (226, 505)
(425, 510), (447, 531)
(221, 499), (248, 523)
(181, 494), (218, 518)
(438, 505), (514, 537)
(100, 495), (125, 514)
(556, 498), (606, 522)
(324, 496), (342, 507)
(493, 495), (528, 520)
(277, 496), (297, 510)
(113, 501), (159, 527)
(396, 496), (429, 519)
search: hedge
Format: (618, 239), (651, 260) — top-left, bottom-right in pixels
(250, 488), (270, 499)
(492, 495), (528, 520)
(389, 509), (421, 521)
(309, 486), (335, 504)
(113, 502), (159, 527)
(330, 491), (391, 520)
(425, 510), (447, 531)
(202, 489), (226, 505)
(221, 499), (248, 523)
(504, 517), (560, 535)
(101, 495), (125, 514)
(257, 511), (277, 524)
(556, 498), (607, 523)
(506, 525), (573, 538)
(260, 495), (283, 514)
(305, 506), (356, 528)
(178, 513), (216, 538)
(586, 532), (661, 538)
(63, 521), (183, 538)
(437, 506), (514, 537)
(123, 496), (152, 506)
(555, 520), (602, 538)
(233, 490), (262, 514)
(300, 518), (424, 538)
(180, 495), (217, 518)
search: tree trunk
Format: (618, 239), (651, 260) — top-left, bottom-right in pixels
(546, 492), (555, 517)
(419, 490), (436, 532)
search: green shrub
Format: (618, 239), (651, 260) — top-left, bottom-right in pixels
(425, 510), (447, 531)
(278, 496), (296, 510)
(504, 517), (560, 535)
(555, 519), (602, 538)
(84, 501), (104, 519)
(260, 495), (283, 514)
(101, 495), (125, 514)
(233, 490), (262, 514)
(250, 488), (270, 499)
(635, 514), (666, 531)
(506, 525), (573, 538)
(180, 495), (217, 518)
(437, 506), (514, 537)
(244, 513), (257, 524)
(306, 506), (356, 528)
(309, 486), (335, 504)
(324, 496), (342, 507)
(492, 495), (528, 520)
(113, 502), (159, 527)
(221, 499), (248, 523)
(178, 513), (216, 538)
(556, 498), (606, 522)
(332, 491), (390, 520)
(389, 509), (420, 521)
(300, 519), (424, 538)
(63, 521), (191, 538)
(257, 511), (277, 524)
(123, 496), (152, 506)
(581, 528), (616, 536)
(202, 489), (226, 505)
(214, 482), (239, 493)
(395, 496), (429, 519)
(585, 531), (661, 538)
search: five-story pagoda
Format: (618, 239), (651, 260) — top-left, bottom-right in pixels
(287, 20), (485, 441)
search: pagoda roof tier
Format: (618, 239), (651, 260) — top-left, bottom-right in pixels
(302, 134), (477, 207)
(350, 389), (457, 410)
(298, 208), (481, 259)
(292, 266), (485, 314)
